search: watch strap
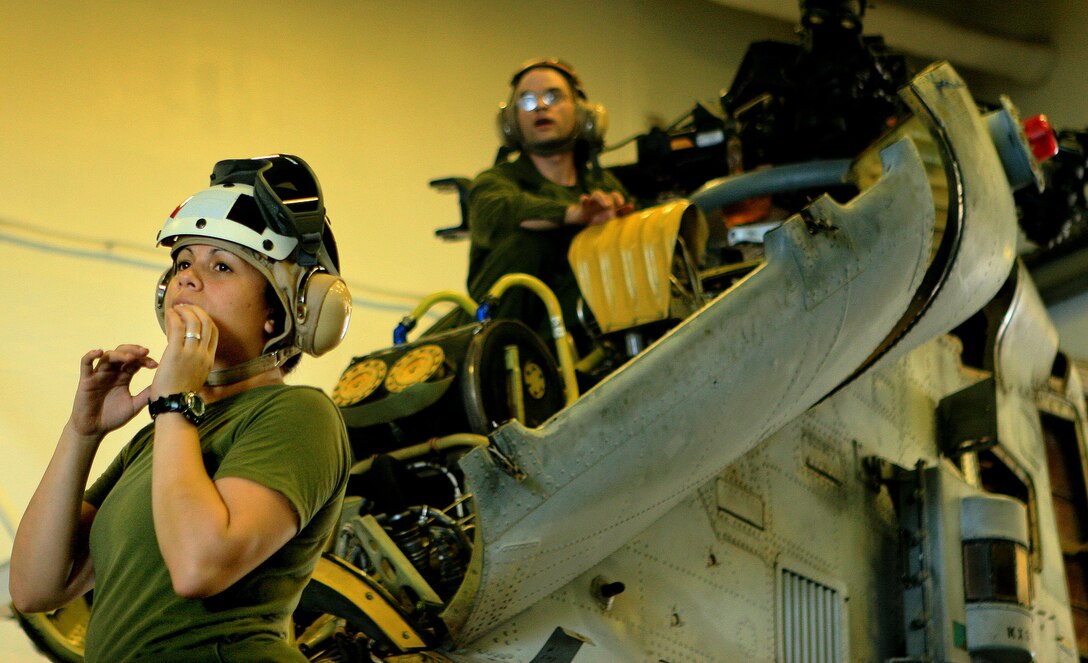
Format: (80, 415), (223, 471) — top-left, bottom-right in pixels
(149, 392), (205, 424)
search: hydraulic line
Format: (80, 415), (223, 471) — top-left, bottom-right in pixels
(477, 273), (580, 405)
(349, 433), (489, 475)
(393, 290), (478, 344)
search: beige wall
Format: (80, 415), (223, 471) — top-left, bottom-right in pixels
(0, 1), (796, 522)
(3, 0), (1086, 537)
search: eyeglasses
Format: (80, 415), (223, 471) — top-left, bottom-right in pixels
(515, 88), (569, 112)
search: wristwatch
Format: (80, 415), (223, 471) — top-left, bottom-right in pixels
(149, 392), (206, 425)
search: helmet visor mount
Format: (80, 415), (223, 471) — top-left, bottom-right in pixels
(210, 154), (333, 269)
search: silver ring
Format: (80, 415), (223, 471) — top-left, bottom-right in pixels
(184, 332), (201, 341)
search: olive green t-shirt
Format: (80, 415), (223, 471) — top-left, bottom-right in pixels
(83, 384), (350, 663)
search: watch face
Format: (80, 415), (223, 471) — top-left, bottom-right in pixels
(185, 392), (207, 417)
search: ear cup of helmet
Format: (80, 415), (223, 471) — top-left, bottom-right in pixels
(497, 102), (519, 150)
(294, 269), (352, 356)
(577, 102), (608, 149)
(154, 267), (173, 333)
(496, 99), (607, 151)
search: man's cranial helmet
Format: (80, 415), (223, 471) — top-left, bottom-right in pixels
(155, 154), (352, 385)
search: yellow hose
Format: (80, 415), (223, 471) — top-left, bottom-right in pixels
(350, 433), (490, 475)
(487, 273), (580, 405)
(409, 290), (477, 321)
(574, 345), (606, 374)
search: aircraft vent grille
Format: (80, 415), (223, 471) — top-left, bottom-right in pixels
(780, 568), (843, 663)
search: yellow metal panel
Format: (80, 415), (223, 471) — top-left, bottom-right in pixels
(569, 200), (706, 333)
(310, 556), (428, 649)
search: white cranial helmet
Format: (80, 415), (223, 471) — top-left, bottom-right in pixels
(155, 154), (352, 385)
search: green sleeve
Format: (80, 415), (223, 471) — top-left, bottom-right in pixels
(214, 387), (349, 529)
(468, 168), (570, 249)
(468, 159), (634, 250)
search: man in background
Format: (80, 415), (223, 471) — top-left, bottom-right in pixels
(467, 58), (633, 346)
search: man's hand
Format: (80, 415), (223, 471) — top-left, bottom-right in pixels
(565, 190), (635, 226)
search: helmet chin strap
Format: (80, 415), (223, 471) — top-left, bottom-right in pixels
(205, 347), (301, 386)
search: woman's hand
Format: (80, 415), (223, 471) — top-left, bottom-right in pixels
(153, 304), (219, 398)
(69, 345), (158, 440)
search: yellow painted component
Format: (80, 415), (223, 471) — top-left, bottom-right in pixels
(396, 290), (478, 344)
(568, 200), (708, 333)
(409, 290), (478, 322)
(310, 556), (429, 650)
(385, 345), (446, 393)
(503, 344), (526, 422)
(523, 360), (547, 400)
(574, 345), (606, 374)
(352, 515), (444, 607)
(486, 273), (580, 405)
(333, 358), (388, 406)
(350, 433), (489, 475)
(14, 596), (91, 659)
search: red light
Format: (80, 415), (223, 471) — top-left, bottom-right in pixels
(1023, 114), (1058, 162)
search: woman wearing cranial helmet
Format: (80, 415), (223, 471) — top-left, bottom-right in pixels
(10, 154), (353, 662)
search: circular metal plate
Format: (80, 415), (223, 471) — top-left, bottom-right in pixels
(385, 345), (446, 393)
(332, 358), (388, 406)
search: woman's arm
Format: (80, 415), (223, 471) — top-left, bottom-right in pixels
(150, 414), (299, 598)
(150, 303), (300, 598)
(10, 346), (156, 612)
(9, 429), (99, 613)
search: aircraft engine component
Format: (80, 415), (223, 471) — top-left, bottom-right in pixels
(961, 495), (1034, 663)
(445, 132), (937, 640)
(336, 506), (472, 609)
(441, 62), (1028, 645)
(567, 199), (709, 334)
(334, 319), (565, 455)
(297, 554), (430, 656)
(834, 63), (1023, 391)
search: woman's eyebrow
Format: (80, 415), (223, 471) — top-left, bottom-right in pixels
(208, 247), (238, 260)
